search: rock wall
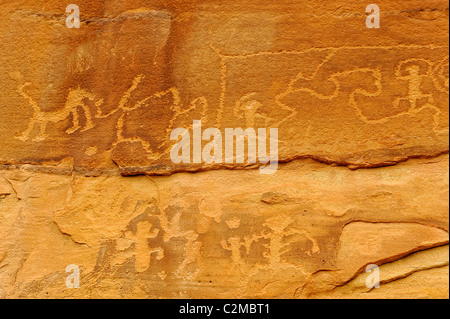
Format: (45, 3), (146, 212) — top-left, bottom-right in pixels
(0, 0), (448, 298)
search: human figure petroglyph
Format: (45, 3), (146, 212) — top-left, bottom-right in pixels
(109, 204), (204, 280)
(111, 218), (164, 274)
(234, 93), (275, 128)
(262, 215), (320, 264)
(173, 232), (203, 280)
(394, 59), (435, 111)
(221, 236), (249, 274)
(12, 46), (448, 147)
(11, 72), (103, 142)
(105, 207), (319, 283)
(215, 45), (448, 136)
(130, 220), (162, 273)
(221, 214), (318, 279)
(265, 48), (448, 133)
(348, 57), (449, 132)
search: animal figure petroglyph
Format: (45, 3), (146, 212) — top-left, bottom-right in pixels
(12, 72), (206, 148)
(95, 74), (209, 161)
(11, 72), (103, 142)
(12, 47), (449, 145)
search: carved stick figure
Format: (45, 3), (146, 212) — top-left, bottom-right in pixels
(394, 59), (434, 110)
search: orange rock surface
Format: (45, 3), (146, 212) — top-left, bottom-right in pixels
(0, 0), (448, 299)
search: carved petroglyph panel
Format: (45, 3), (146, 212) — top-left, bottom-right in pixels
(214, 46), (449, 164)
(0, 0), (448, 300)
(0, 155), (448, 298)
(1, 5), (174, 174)
(1, 2), (448, 175)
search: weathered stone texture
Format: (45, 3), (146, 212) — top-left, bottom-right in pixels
(0, 0), (448, 298)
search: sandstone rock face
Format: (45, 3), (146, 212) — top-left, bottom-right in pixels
(0, 0), (448, 299)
